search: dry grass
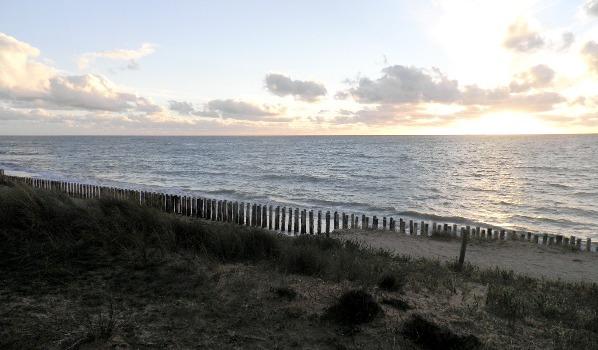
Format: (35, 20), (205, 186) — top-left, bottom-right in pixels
(1, 180), (598, 349)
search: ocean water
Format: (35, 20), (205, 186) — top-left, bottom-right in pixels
(0, 135), (597, 239)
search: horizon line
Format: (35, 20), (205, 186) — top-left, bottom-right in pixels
(1, 133), (597, 137)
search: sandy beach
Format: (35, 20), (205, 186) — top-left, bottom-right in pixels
(337, 230), (598, 283)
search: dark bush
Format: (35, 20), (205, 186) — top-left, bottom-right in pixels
(401, 314), (482, 350)
(272, 286), (297, 301)
(377, 273), (406, 292)
(323, 290), (382, 325)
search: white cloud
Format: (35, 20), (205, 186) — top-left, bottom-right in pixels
(503, 18), (545, 52)
(78, 43), (156, 70)
(0, 32), (160, 115)
(264, 73), (327, 102)
(0, 32), (55, 99)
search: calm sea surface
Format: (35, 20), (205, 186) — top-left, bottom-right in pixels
(0, 135), (597, 239)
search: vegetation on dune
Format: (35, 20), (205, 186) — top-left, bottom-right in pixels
(1, 179), (598, 349)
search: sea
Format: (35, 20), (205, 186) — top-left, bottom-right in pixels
(0, 135), (596, 239)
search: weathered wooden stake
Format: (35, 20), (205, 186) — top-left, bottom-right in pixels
(457, 227), (469, 271)
(275, 206), (280, 230)
(317, 210), (322, 234)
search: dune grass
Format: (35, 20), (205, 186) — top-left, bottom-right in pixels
(1, 179), (598, 349)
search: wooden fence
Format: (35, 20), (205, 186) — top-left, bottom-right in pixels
(0, 169), (594, 253)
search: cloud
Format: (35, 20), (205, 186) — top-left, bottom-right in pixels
(0, 32), (55, 99)
(509, 64), (555, 92)
(582, 41), (598, 73)
(204, 99), (287, 121)
(78, 43), (156, 70)
(168, 100), (196, 115)
(0, 32), (160, 115)
(328, 104), (482, 127)
(168, 98), (290, 122)
(348, 65), (460, 104)
(264, 73), (327, 101)
(561, 32), (575, 50)
(585, 0), (598, 16)
(503, 19), (544, 52)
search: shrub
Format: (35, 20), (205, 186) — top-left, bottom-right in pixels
(401, 314), (482, 350)
(377, 273), (407, 292)
(323, 290), (382, 325)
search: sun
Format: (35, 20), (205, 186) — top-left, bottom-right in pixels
(451, 112), (558, 135)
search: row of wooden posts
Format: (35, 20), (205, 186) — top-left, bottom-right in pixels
(0, 170), (594, 252)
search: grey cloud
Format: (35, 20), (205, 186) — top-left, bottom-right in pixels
(169, 98), (290, 122)
(205, 99), (284, 120)
(509, 64), (555, 93)
(497, 92), (565, 112)
(168, 100), (196, 115)
(561, 32), (575, 50)
(582, 41), (598, 73)
(503, 19), (544, 52)
(348, 65), (460, 104)
(264, 73), (327, 101)
(585, 0), (598, 16)
(329, 104), (481, 126)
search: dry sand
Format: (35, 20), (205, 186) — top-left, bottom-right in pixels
(336, 230), (598, 283)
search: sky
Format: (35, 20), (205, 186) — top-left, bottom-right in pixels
(1, 0), (597, 135)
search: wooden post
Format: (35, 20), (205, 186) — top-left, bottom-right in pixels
(354, 215), (359, 230)
(275, 206), (280, 230)
(239, 202), (244, 224)
(281, 207), (286, 232)
(564, 237), (569, 245)
(420, 221), (425, 235)
(556, 235), (563, 245)
(301, 209), (306, 234)
(576, 238), (582, 251)
(325, 211), (330, 236)
(457, 227), (469, 271)
(409, 220), (414, 235)
(333, 211), (339, 230)
(587, 238), (592, 252)
(414, 222), (418, 235)
(500, 230), (505, 240)
(317, 210), (322, 234)
(269, 205), (273, 230)
(309, 210), (314, 234)
(373, 216), (378, 230)
(351, 213), (355, 229)
(262, 206), (267, 228)
(542, 234), (548, 245)
(425, 223), (429, 236)
(362, 215), (366, 229)
(294, 208), (299, 235)
(383, 217), (387, 230)
(251, 204), (257, 226)
(287, 207), (293, 232)
(389, 218), (395, 231)
(570, 236), (576, 247)
(246, 202), (251, 226)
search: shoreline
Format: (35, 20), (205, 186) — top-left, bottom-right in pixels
(1, 169), (596, 253)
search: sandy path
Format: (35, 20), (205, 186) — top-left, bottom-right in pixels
(337, 230), (598, 283)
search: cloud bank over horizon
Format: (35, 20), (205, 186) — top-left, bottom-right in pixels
(1, 0), (597, 135)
